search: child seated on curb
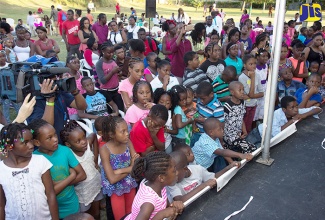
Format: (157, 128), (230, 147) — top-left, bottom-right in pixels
(167, 151), (240, 203)
(192, 118), (253, 173)
(182, 51), (209, 93)
(212, 65), (237, 105)
(78, 77), (119, 120)
(246, 96), (323, 145)
(295, 73), (322, 108)
(173, 143), (196, 165)
(130, 104), (168, 156)
(191, 81), (225, 147)
(224, 81), (257, 153)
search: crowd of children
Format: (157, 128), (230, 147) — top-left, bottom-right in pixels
(0, 9), (325, 220)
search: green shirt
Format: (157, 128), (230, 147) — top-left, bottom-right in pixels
(212, 75), (230, 105)
(34, 145), (80, 219)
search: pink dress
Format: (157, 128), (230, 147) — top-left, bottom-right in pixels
(124, 104), (150, 125)
(164, 35), (174, 61)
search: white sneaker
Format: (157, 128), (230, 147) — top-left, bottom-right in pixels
(61, 39), (64, 42)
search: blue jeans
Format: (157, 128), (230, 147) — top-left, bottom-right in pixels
(2, 99), (20, 124)
(190, 132), (202, 148)
(207, 156), (227, 173)
(245, 128), (262, 146)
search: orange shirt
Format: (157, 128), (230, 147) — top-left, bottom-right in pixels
(289, 57), (305, 82)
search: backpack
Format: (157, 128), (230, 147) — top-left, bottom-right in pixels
(147, 37), (160, 55)
(61, 12), (67, 21)
(0, 66), (18, 102)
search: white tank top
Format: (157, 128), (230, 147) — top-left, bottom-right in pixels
(109, 30), (123, 45)
(13, 40), (30, 61)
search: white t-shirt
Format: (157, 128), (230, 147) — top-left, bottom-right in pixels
(26, 15), (35, 26)
(0, 154), (53, 219)
(0, 63), (9, 69)
(167, 165), (215, 199)
(212, 16), (223, 35)
(127, 25), (140, 39)
(72, 144), (102, 206)
(150, 76), (179, 92)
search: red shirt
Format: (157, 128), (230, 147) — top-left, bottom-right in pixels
(130, 120), (165, 153)
(62, 20), (80, 45)
(144, 38), (157, 56)
(98, 136), (106, 148)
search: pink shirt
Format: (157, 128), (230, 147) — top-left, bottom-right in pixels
(100, 61), (119, 90)
(144, 68), (156, 80)
(118, 78), (134, 105)
(124, 104), (150, 125)
(125, 179), (167, 220)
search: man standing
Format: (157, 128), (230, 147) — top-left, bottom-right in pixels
(57, 5), (66, 36)
(62, 9), (81, 58)
(137, 28), (157, 56)
(92, 13), (108, 50)
(212, 10), (222, 36)
(205, 16), (214, 35)
(27, 11), (35, 37)
(49, 5), (58, 35)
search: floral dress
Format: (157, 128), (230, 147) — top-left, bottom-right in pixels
(101, 145), (137, 196)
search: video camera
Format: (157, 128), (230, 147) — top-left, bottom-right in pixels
(0, 61), (77, 103)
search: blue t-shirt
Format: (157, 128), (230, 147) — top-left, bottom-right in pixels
(83, 90), (112, 116)
(295, 88), (322, 105)
(224, 56), (244, 75)
(34, 145), (80, 219)
(174, 105), (187, 139)
(240, 38), (253, 52)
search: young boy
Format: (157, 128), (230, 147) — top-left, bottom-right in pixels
(114, 45), (130, 80)
(192, 117), (253, 173)
(173, 143), (196, 165)
(295, 73), (322, 108)
(212, 65), (237, 105)
(167, 150), (240, 203)
(277, 68), (305, 103)
(246, 96), (322, 145)
(182, 51), (209, 93)
(289, 42), (309, 82)
(297, 27), (307, 44)
(78, 77), (119, 120)
(224, 81), (257, 153)
(191, 81), (224, 147)
(130, 104), (168, 156)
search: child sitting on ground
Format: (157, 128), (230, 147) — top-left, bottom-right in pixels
(295, 73), (322, 108)
(212, 65), (237, 105)
(246, 96), (323, 145)
(224, 81), (257, 153)
(167, 151), (240, 203)
(173, 143), (196, 165)
(191, 81), (224, 147)
(78, 77), (119, 120)
(182, 51), (209, 93)
(277, 68), (305, 105)
(192, 118), (253, 173)
(130, 104), (168, 156)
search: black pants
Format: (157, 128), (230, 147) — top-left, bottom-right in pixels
(106, 195), (115, 220)
(104, 89), (124, 112)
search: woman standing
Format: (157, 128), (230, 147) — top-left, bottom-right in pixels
(34, 26), (60, 57)
(250, 32), (269, 56)
(303, 33), (325, 73)
(161, 20), (177, 61)
(13, 27), (35, 61)
(189, 22), (207, 63)
(240, 9), (249, 27)
(176, 8), (189, 25)
(108, 20), (127, 46)
(78, 17), (98, 54)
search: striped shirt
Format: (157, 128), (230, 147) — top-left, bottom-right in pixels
(125, 179), (167, 220)
(183, 68), (209, 92)
(212, 75), (230, 105)
(196, 94), (224, 132)
(192, 133), (223, 168)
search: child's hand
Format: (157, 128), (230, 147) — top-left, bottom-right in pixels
(110, 66), (120, 74)
(241, 153), (253, 161)
(292, 114), (305, 121)
(308, 86), (319, 95)
(240, 130), (248, 139)
(131, 153), (140, 165)
(163, 75), (170, 86)
(69, 168), (77, 179)
(144, 102), (154, 109)
(170, 201), (184, 215)
(205, 179), (217, 189)
(194, 116), (205, 123)
(162, 207), (177, 220)
(231, 161), (241, 168)
(110, 112), (119, 117)
(147, 119), (160, 135)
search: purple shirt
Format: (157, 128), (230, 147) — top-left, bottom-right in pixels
(170, 38), (192, 78)
(92, 22), (108, 44)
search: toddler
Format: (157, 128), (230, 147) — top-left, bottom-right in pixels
(3, 38), (17, 63)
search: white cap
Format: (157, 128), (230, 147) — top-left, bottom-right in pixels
(57, 5), (62, 9)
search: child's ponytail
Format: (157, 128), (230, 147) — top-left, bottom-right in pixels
(0, 123), (28, 155)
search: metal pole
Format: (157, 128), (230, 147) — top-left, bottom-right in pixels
(302, 0), (313, 28)
(256, 0), (286, 165)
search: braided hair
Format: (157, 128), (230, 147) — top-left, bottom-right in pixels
(0, 123), (28, 155)
(204, 42), (220, 59)
(169, 85), (187, 112)
(28, 119), (50, 139)
(132, 81), (153, 103)
(102, 116), (125, 142)
(100, 41), (114, 57)
(131, 151), (171, 182)
(60, 120), (85, 145)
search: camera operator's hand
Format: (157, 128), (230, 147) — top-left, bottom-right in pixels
(13, 93), (36, 123)
(40, 79), (57, 102)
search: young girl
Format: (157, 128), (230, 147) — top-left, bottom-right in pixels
(170, 85), (194, 146)
(118, 58), (145, 109)
(154, 88), (177, 153)
(100, 116), (139, 220)
(161, 20), (177, 61)
(124, 81), (154, 128)
(240, 25), (253, 54)
(209, 29), (220, 45)
(66, 56), (86, 120)
(224, 81), (257, 153)
(144, 52), (158, 82)
(238, 54), (264, 133)
(30, 119), (86, 219)
(150, 59), (179, 92)
(224, 42), (244, 75)
(83, 36), (100, 79)
(254, 48), (270, 122)
(0, 50), (9, 69)
(3, 38), (17, 63)
(96, 42), (124, 111)
(125, 151), (184, 220)
(60, 120), (102, 220)
(0, 123), (59, 219)
(182, 88), (197, 146)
